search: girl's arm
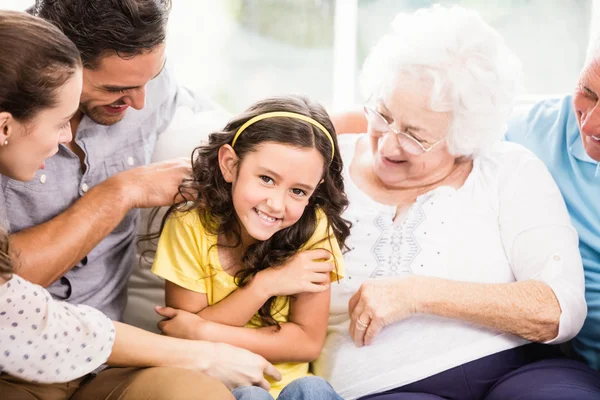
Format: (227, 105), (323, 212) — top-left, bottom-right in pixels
(165, 249), (334, 328)
(165, 279), (264, 326)
(159, 287), (331, 363)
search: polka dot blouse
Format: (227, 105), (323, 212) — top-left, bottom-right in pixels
(0, 274), (115, 383)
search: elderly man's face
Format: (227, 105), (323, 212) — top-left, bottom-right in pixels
(77, 43), (166, 126)
(573, 57), (600, 161)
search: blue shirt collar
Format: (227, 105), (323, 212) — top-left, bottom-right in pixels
(570, 138), (600, 177)
(569, 136), (597, 164)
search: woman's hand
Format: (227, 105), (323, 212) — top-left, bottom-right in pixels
(348, 276), (423, 347)
(200, 342), (281, 391)
(156, 306), (215, 340)
(110, 320), (281, 391)
(255, 249), (335, 297)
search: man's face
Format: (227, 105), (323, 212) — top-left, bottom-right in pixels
(78, 43), (166, 126)
(573, 56), (600, 161)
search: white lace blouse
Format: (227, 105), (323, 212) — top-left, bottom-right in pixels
(313, 135), (587, 400)
(0, 274), (115, 383)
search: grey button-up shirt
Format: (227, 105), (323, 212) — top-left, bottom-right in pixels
(0, 66), (209, 321)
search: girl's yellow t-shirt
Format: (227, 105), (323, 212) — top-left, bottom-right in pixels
(151, 208), (344, 397)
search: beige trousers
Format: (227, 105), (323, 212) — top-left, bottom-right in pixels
(0, 367), (233, 400)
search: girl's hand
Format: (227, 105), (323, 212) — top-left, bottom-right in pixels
(348, 276), (424, 347)
(255, 249), (335, 297)
(155, 306), (214, 340)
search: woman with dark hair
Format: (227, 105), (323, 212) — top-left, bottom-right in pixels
(0, 10), (279, 400)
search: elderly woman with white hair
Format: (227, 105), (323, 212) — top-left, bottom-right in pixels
(314, 5), (600, 400)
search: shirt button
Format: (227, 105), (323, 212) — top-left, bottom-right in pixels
(127, 156), (135, 166)
(81, 183), (89, 193)
(553, 255), (561, 261)
(39, 174), (47, 184)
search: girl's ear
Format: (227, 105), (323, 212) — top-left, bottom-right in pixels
(218, 144), (238, 183)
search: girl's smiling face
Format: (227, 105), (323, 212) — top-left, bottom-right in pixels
(219, 141), (325, 246)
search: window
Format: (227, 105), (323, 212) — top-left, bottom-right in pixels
(167, 0), (336, 112)
(352, 0), (592, 106)
(4, 0), (597, 112)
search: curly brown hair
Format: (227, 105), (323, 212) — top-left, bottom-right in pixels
(154, 95), (351, 327)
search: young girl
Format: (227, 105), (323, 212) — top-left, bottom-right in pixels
(151, 95), (351, 399)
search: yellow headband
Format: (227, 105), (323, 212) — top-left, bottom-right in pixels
(231, 111), (335, 161)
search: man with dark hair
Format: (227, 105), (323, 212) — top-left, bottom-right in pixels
(0, 1), (279, 398)
(35, 0), (173, 127)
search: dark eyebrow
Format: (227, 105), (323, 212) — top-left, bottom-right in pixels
(293, 182), (316, 192)
(261, 168), (316, 192)
(100, 59), (167, 92)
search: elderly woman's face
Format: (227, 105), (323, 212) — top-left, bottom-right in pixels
(368, 80), (454, 188)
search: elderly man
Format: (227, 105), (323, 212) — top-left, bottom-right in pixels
(505, 37), (600, 371)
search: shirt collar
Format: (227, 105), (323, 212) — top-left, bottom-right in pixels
(569, 135), (597, 164)
(570, 137), (600, 178)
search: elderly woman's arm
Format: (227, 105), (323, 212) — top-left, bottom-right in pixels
(350, 276), (563, 346)
(416, 228), (585, 344)
(349, 150), (587, 346)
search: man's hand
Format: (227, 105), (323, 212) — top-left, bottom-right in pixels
(255, 249), (335, 297)
(111, 157), (192, 209)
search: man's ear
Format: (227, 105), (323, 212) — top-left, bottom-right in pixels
(218, 144), (239, 183)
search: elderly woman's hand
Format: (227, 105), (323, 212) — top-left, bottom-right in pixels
(348, 276), (423, 347)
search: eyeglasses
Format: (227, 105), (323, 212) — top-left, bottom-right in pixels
(363, 101), (444, 155)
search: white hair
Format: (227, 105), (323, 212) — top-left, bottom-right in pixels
(359, 5), (523, 157)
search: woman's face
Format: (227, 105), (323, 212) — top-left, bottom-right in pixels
(367, 79), (456, 188)
(0, 68), (82, 181)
